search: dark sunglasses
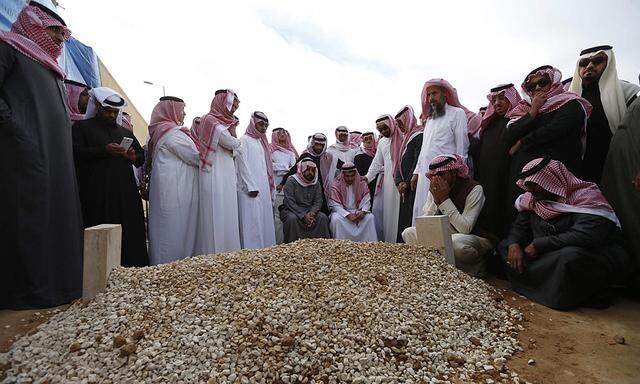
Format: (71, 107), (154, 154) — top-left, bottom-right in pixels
(578, 55), (606, 68)
(524, 76), (551, 92)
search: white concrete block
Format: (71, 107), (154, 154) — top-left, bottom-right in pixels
(82, 224), (122, 301)
(415, 215), (455, 265)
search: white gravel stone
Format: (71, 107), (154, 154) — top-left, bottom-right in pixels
(2, 239), (522, 383)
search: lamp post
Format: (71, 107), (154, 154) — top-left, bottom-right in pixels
(143, 80), (166, 97)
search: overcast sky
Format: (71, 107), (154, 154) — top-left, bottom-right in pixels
(58, 0), (640, 148)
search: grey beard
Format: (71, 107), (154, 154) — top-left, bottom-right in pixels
(429, 102), (446, 118)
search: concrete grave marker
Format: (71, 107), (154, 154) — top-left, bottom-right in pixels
(82, 224), (122, 301)
(415, 215), (455, 265)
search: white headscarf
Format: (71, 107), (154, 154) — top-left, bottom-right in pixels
(569, 46), (640, 134)
(84, 87), (128, 119)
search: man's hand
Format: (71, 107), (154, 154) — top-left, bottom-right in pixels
(633, 172), (640, 192)
(276, 185), (283, 192)
(507, 244), (525, 273)
(410, 175), (419, 191)
(530, 93), (548, 118)
(346, 213), (359, 223)
(524, 243), (538, 259)
(355, 211), (366, 222)
(248, 191), (259, 198)
(123, 148), (137, 162)
(397, 182), (408, 194)
(430, 176), (451, 205)
(106, 143), (125, 155)
(303, 212), (315, 227)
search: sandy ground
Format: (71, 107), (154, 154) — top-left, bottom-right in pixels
(1, 280), (639, 383)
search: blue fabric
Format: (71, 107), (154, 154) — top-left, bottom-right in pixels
(60, 38), (101, 87)
(0, 0), (27, 31)
(1, 0), (101, 87)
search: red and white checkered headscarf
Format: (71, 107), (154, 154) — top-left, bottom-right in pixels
(507, 66), (592, 130)
(515, 157), (619, 225)
(374, 115), (404, 196)
(292, 159), (318, 187)
(0, 2), (70, 79)
(468, 84), (522, 137)
(64, 80), (87, 121)
(148, 98), (204, 160)
(330, 162), (369, 210)
(270, 128), (298, 159)
(396, 105), (423, 157)
(361, 132), (377, 158)
(427, 154), (469, 179)
(349, 131), (363, 149)
(244, 111), (275, 191)
(119, 112), (133, 131)
(194, 90), (239, 171)
(420, 78), (474, 122)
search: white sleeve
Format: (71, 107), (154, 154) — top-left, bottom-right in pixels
(236, 141), (258, 192)
(272, 152), (293, 172)
(437, 185), (484, 234)
(164, 132), (200, 168)
(423, 192), (438, 216)
(365, 145), (385, 182)
(219, 129), (241, 151)
(454, 110), (470, 159)
(329, 199), (350, 218)
(358, 193), (372, 213)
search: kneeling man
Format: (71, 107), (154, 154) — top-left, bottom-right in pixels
(280, 159), (331, 243)
(329, 163), (378, 242)
(501, 157), (631, 309)
(402, 154), (493, 277)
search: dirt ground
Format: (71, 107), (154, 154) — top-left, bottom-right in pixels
(1, 280), (639, 384)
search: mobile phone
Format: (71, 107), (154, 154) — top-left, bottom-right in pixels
(120, 137), (134, 151)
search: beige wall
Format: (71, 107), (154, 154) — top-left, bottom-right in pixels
(98, 59), (148, 143)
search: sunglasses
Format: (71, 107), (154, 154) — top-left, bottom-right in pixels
(578, 55), (606, 68)
(524, 76), (551, 92)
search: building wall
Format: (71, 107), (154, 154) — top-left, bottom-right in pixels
(98, 59), (148, 143)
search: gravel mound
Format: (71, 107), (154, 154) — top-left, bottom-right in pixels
(2, 239), (523, 383)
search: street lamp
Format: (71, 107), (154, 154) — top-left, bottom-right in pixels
(143, 80), (166, 97)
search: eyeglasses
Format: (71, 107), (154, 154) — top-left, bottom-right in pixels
(578, 55), (606, 68)
(524, 77), (551, 92)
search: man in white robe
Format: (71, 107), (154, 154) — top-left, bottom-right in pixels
(329, 162), (378, 242)
(147, 96), (201, 265)
(237, 111), (277, 249)
(365, 115), (404, 243)
(411, 79), (471, 225)
(271, 128), (298, 244)
(194, 89), (243, 254)
(327, 126), (356, 165)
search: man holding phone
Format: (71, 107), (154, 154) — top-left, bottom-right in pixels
(72, 87), (148, 267)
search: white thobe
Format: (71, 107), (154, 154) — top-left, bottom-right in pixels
(329, 186), (378, 242)
(402, 185), (492, 277)
(272, 150), (297, 244)
(327, 145), (356, 164)
(148, 129), (200, 265)
(196, 126), (242, 255)
(237, 135), (277, 250)
(365, 137), (401, 243)
(412, 104), (469, 225)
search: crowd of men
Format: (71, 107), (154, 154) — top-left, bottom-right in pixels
(1, 2), (640, 311)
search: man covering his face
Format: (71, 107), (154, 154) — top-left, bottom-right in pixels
(402, 155), (494, 278)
